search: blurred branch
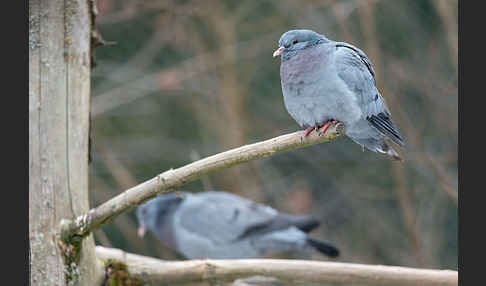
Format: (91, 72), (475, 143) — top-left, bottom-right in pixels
(357, 1), (428, 267)
(94, 229), (113, 248)
(381, 93), (458, 206)
(95, 140), (182, 259)
(432, 0), (458, 72)
(100, 149), (138, 188)
(93, 8), (174, 95)
(358, 0), (382, 89)
(420, 152), (458, 204)
(392, 164), (428, 267)
(190, 150), (213, 192)
(62, 122), (345, 237)
(382, 85), (458, 206)
(91, 32), (276, 117)
(204, 1), (264, 200)
(330, 0), (355, 42)
(96, 246), (458, 286)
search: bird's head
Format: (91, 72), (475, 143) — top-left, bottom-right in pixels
(136, 193), (184, 238)
(273, 29), (327, 59)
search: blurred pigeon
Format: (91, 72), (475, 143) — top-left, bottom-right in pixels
(273, 29), (404, 160)
(136, 191), (339, 259)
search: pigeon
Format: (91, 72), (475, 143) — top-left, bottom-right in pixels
(273, 29), (404, 160)
(136, 191), (339, 259)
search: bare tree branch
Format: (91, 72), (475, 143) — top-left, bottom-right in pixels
(62, 122), (345, 238)
(96, 246), (458, 286)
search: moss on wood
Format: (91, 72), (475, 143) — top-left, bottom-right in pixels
(103, 259), (144, 286)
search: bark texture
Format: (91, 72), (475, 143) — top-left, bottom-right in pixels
(29, 0), (101, 284)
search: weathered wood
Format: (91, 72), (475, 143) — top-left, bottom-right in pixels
(29, 0), (101, 284)
(96, 246), (458, 286)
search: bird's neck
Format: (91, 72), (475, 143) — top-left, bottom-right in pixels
(282, 38), (328, 62)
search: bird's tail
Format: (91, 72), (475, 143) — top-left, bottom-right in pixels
(353, 136), (403, 161)
(288, 215), (320, 233)
(306, 238), (339, 258)
(377, 140), (403, 161)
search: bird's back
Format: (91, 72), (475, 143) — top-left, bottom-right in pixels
(171, 191), (279, 258)
(170, 191), (315, 259)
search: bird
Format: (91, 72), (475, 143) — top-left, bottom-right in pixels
(136, 191), (339, 259)
(273, 29), (405, 160)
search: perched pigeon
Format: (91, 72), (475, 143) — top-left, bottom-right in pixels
(273, 29), (404, 160)
(136, 191), (339, 259)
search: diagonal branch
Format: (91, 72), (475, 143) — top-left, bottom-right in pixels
(62, 122), (345, 238)
(96, 246), (458, 286)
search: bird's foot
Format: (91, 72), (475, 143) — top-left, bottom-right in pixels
(317, 120), (339, 136)
(303, 126), (314, 137)
(301, 126), (315, 142)
(301, 120), (339, 141)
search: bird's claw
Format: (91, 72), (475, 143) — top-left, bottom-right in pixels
(317, 120), (338, 136)
(302, 126), (315, 138)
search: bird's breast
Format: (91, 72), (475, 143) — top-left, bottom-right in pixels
(280, 49), (362, 127)
(281, 48), (323, 83)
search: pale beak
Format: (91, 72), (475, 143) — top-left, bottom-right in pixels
(137, 226), (146, 238)
(273, 47), (284, 58)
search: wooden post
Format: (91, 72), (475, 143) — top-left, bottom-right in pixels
(29, 0), (102, 284)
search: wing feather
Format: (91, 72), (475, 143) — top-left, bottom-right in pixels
(176, 192), (277, 244)
(334, 43), (404, 146)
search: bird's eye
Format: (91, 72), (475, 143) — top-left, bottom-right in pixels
(293, 40), (299, 45)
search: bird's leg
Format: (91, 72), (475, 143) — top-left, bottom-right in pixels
(303, 126), (314, 137)
(301, 126), (316, 143)
(302, 120), (337, 140)
(317, 120), (339, 135)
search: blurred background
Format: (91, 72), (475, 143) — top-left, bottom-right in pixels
(90, 0), (458, 273)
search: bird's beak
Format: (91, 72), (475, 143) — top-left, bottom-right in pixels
(137, 226), (146, 238)
(273, 47), (284, 58)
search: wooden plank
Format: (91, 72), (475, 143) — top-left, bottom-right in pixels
(29, 0), (102, 284)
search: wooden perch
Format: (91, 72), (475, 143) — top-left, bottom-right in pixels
(62, 122), (345, 238)
(96, 246), (458, 286)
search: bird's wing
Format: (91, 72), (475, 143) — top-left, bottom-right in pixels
(236, 214), (319, 240)
(176, 192), (278, 244)
(334, 42), (404, 146)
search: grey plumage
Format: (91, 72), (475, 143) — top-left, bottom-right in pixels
(136, 191), (339, 259)
(274, 29), (404, 160)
